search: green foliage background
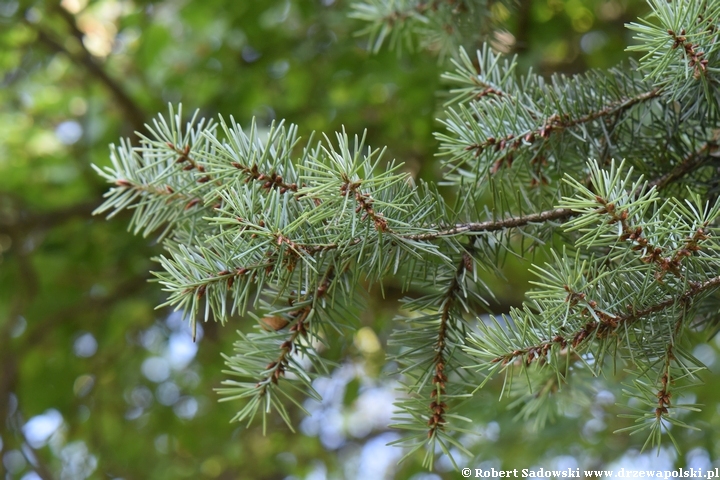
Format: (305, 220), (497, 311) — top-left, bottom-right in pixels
(2, 0), (720, 478)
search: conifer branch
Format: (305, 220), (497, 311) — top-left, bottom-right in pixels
(340, 178), (390, 232)
(231, 162), (299, 194)
(460, 88), (662, 160)
(350, 0), (510, 57)
(667, 28), (709, 79)
(94, 0), (720, 456)
(441, 46), (523, 106)
(255, 270), (333, 394)
(464, 159), (720, 448)
(427, 245), (474, 438)
(647, 142), (717, 191)
(112, 178), (202, 207)
(438, 53), (667, 191)
(653, 314), (686, 422)
(593, 195), (711, 281)
(627, 0), (720, 114)
(406, 208), (575, 240)
(490, 275), (720, 366)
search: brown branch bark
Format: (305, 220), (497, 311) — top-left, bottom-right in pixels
(405, 208), (575, 241)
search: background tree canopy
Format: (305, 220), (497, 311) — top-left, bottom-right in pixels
(3, 1), (720, 479)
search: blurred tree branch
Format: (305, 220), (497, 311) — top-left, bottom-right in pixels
(0, 197), (98, 236)
(26, 8), (146, 133)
